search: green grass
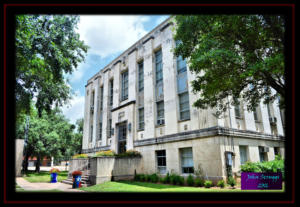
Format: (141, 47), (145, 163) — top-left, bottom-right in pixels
(23, 170), (68, 183)
(80, 181), (285, 192)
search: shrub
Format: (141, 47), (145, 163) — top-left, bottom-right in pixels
(169, 174), (177, 185)
(195, 178), (205, 187)
(177, 176), (185, 185)
(150, 173), (159, 183)
(164, 172), (170, 184)
(204, 180), (213, 188)
(217, 180), (225, 188)
(94, 150), (116, 157)
(227, 176), (236, 187)
(144, 174), (151, 182)
(119, 150), (142, 158)
(240, 156), (285, 180)
(187, 174), (195, 186)
(72, 154), (88, 159)
(139, 174), (145, 182)
(159, 177), (165, 183)
(134, 174), (142, 181)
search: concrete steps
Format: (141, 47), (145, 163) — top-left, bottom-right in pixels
(61, 175), (91, 187)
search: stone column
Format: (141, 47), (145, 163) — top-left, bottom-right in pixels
(260, 100), (272, 134)
(143, 39), (155, 139)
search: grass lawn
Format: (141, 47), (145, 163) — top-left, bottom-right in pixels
(15, 184), (62, 192)
(80, 181), (285, 192)
(23, 170), (68, 183)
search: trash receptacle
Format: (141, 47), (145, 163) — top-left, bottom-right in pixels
(72, 171), (82, 188)
(50, 173), (58, 183)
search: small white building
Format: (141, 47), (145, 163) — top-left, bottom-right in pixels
(82, 17), (285, 182)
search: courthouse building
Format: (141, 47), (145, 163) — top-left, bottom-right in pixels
(82, 18), (285, 181)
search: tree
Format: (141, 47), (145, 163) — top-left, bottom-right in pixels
(15, 15), (88, 118)
(173, 15), (285, 116)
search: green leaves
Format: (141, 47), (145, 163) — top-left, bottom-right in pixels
(173, 15), (285, 114)
(15, 15), (89, 116)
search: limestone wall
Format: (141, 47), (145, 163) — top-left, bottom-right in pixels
(68, 158), (89, 178)
(89, 157), (141, 185)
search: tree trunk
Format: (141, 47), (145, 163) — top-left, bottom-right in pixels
(22, 152), (29, 173)
(35, 154), (41, 173)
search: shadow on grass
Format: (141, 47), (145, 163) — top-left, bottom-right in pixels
(115, 181), (185, 190)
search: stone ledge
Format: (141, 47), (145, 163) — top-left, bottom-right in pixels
(134, 126), (285, 147)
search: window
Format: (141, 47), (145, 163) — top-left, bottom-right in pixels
(239, 146), (248, 165)
(91, 91), (95, 106)
(234, 98), (241, 118)
(259, 146), (268, 162)
(179, 92), (190, 120)
(108, 119), (112, 138)
(156, 150), (166, 174)
(155, 49), (163, 84)
(180, 148), (194, 173)
(253, 107), (258, 121)
(121, 71), (128, 101)
(156, 101), (164, 125)
(109, 80), (113, 106)
(98, 122), (102, 141)
(274, 147), (280, 156)
(100, 86), (103, 111)
(90, 125), (93, 142)
(118, 123), (127, 154)
(138, 61), (144, 92)
(138, 107), (144, 130)
(176, 54), (187, 74)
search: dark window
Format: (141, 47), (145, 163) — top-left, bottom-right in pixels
(110, 80), (113, 106)
(253, 107), (258, 121)
(100, 86), (103, 111)
(156, 150), (166, 174)
(90, 125), (93, 143)
(138, 61), (144, 92)
(98, 122), (102, 141)
(234, 98), (241, 118)
(239, 146), (248, 165)
(108, 119), (112, 138)
(121, 71), (128, 101)
(274, 147), (280, 156)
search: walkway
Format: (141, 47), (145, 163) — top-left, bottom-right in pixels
(16, 177), (84, 192)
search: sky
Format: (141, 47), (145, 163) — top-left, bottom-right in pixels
(61, 15), (170, 124)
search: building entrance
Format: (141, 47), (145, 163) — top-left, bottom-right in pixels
(118, 122), (127, 154)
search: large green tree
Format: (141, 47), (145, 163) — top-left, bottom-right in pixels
(16, 15), (88, 118)
(17, 107), (82, 173)
(173, 15), (285, 116)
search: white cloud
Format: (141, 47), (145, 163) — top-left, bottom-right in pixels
(61, 92), (85, 124)
(77, 15), (150, 58)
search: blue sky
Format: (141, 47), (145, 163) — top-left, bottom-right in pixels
(62, 15), (170, 124)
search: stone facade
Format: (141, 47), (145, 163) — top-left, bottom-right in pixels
(15, 139), (24, 177)
(82, 17), (285, 181)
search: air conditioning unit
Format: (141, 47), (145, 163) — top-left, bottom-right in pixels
(157, 118), (165, 125)
(269, 117), (277, 124)
(259, 147), (269, 153)
(90, 106), (94, 113)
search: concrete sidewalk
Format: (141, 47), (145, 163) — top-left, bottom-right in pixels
(16, 177), (84, 192)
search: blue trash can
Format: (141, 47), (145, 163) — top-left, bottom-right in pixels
(73, 175), (81, 188)
(50, 173), (58, 183)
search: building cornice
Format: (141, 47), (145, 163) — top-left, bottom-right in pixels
(111, 100), (136, 112)
(134, 126), (285, 147)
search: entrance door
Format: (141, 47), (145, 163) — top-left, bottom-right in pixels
(118, 123), (127, 154)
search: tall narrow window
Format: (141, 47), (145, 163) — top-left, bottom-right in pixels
(156, 150), (166, 174)
(180, 148), (194, 173)
(90, 125), (93, 142)
(234, 98), (241, 118)
(179, 92), (190, 120)
(176, 41), (190, 121)
(239, 146), (248, 165)
(157, 101), (164, 125)
(109, 80), (113, 106)
(91, 91), (95, 106)
(138, 61), (144, 92)
(118, 123), (127, 154)
(100, 86), (103, 111)
(138, 107), (144, 130)
(108, 119), (112, 138)
(253, 107), (258, 121)
(98, 122), (102, 141)
(155, 49), (163, 84)
(121, 71), (128, 101)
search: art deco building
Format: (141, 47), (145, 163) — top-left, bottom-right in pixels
(82, 17), (285, 181)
